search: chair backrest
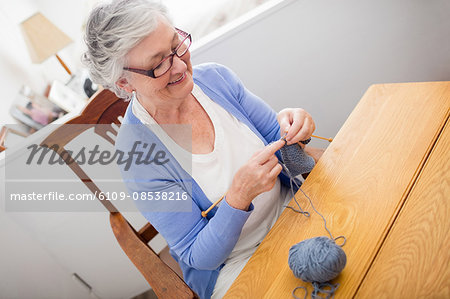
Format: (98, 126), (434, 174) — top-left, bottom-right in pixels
(40, 89), (198, 299)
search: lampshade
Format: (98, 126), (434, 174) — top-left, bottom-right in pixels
(20, 12), (73, 63)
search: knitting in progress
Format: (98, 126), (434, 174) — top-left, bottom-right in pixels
(279, 138), (315, 177)
(278, 136), (347, 299)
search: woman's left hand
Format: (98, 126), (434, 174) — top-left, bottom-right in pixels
(277, 108), (315, 146)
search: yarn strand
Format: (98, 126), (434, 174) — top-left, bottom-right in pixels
(292, 282), (340, 299)
(278, 140), (347, 299)
(280, 161), (344, 243)
(292, 286), (308, 299)
(311, 282), (340, 299)
(283, 163), (310, 217)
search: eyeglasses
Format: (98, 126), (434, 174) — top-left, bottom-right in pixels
(123, 28), (191, 78)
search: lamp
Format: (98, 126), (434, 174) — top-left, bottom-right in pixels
(20, 12), (73, 75)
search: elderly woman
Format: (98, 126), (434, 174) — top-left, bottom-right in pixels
(83, 0), (321, 298)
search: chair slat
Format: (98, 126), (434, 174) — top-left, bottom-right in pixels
(39, 88), (197, 298)
(138, 223), (159, 243)
(110, 213), (198, 299)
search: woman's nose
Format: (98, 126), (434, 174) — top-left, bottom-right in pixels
(170, 54), (187, 74)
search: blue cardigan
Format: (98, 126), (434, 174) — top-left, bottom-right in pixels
(116, 63), (299, 298)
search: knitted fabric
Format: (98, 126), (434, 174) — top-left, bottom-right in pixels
(279, 142), (315, 177)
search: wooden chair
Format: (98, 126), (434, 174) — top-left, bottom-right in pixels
(40, 89), (198, 299)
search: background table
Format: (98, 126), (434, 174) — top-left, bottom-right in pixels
(225, 81), (450, 298)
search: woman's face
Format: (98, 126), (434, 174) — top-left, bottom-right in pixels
(121, 18), (194, 106)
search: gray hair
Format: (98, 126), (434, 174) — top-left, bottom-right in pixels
(82, 0), (171, 100)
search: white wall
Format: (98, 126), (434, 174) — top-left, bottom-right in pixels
(0, 126), (153, 299)
(0, 0), (90, 125)
(191, 0), (450, 148)
(0, 212), (95, 299)
(0, 0), (265, 127)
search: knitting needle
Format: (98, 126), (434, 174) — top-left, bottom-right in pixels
(311, 134), (333, 142)
(283, 130), (333, 143)
(202, 134), (332, 217)
(201, 194), (225, 217)
(202, 135), (287, 218)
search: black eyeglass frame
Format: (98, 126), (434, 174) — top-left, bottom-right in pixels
(123, 28), (191, 78)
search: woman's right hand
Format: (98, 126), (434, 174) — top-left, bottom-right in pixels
(226, 140), (285, 211)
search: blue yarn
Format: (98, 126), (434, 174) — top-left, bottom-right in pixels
(278, 137), (347, 298)
(288, 237), (346, 299)
(279, 142), (315, 177)
(288, 236), (347, 283)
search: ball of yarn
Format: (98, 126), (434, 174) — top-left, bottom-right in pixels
(288, 236), (347, 283)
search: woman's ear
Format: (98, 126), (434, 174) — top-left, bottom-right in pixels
(116, 77), (134, 93)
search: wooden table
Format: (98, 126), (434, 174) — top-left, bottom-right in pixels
(225, 82), (450, 298)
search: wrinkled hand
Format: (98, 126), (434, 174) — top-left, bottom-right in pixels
(226, 140), (285, 211)
(305, 146), (325, 164)
(277, 108), (315, 146)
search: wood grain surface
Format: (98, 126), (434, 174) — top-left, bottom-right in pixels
(224, 82), (450, 298)
(355, 117), (449, 299)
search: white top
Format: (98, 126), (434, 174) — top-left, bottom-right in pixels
(132, 84), (291, 298)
